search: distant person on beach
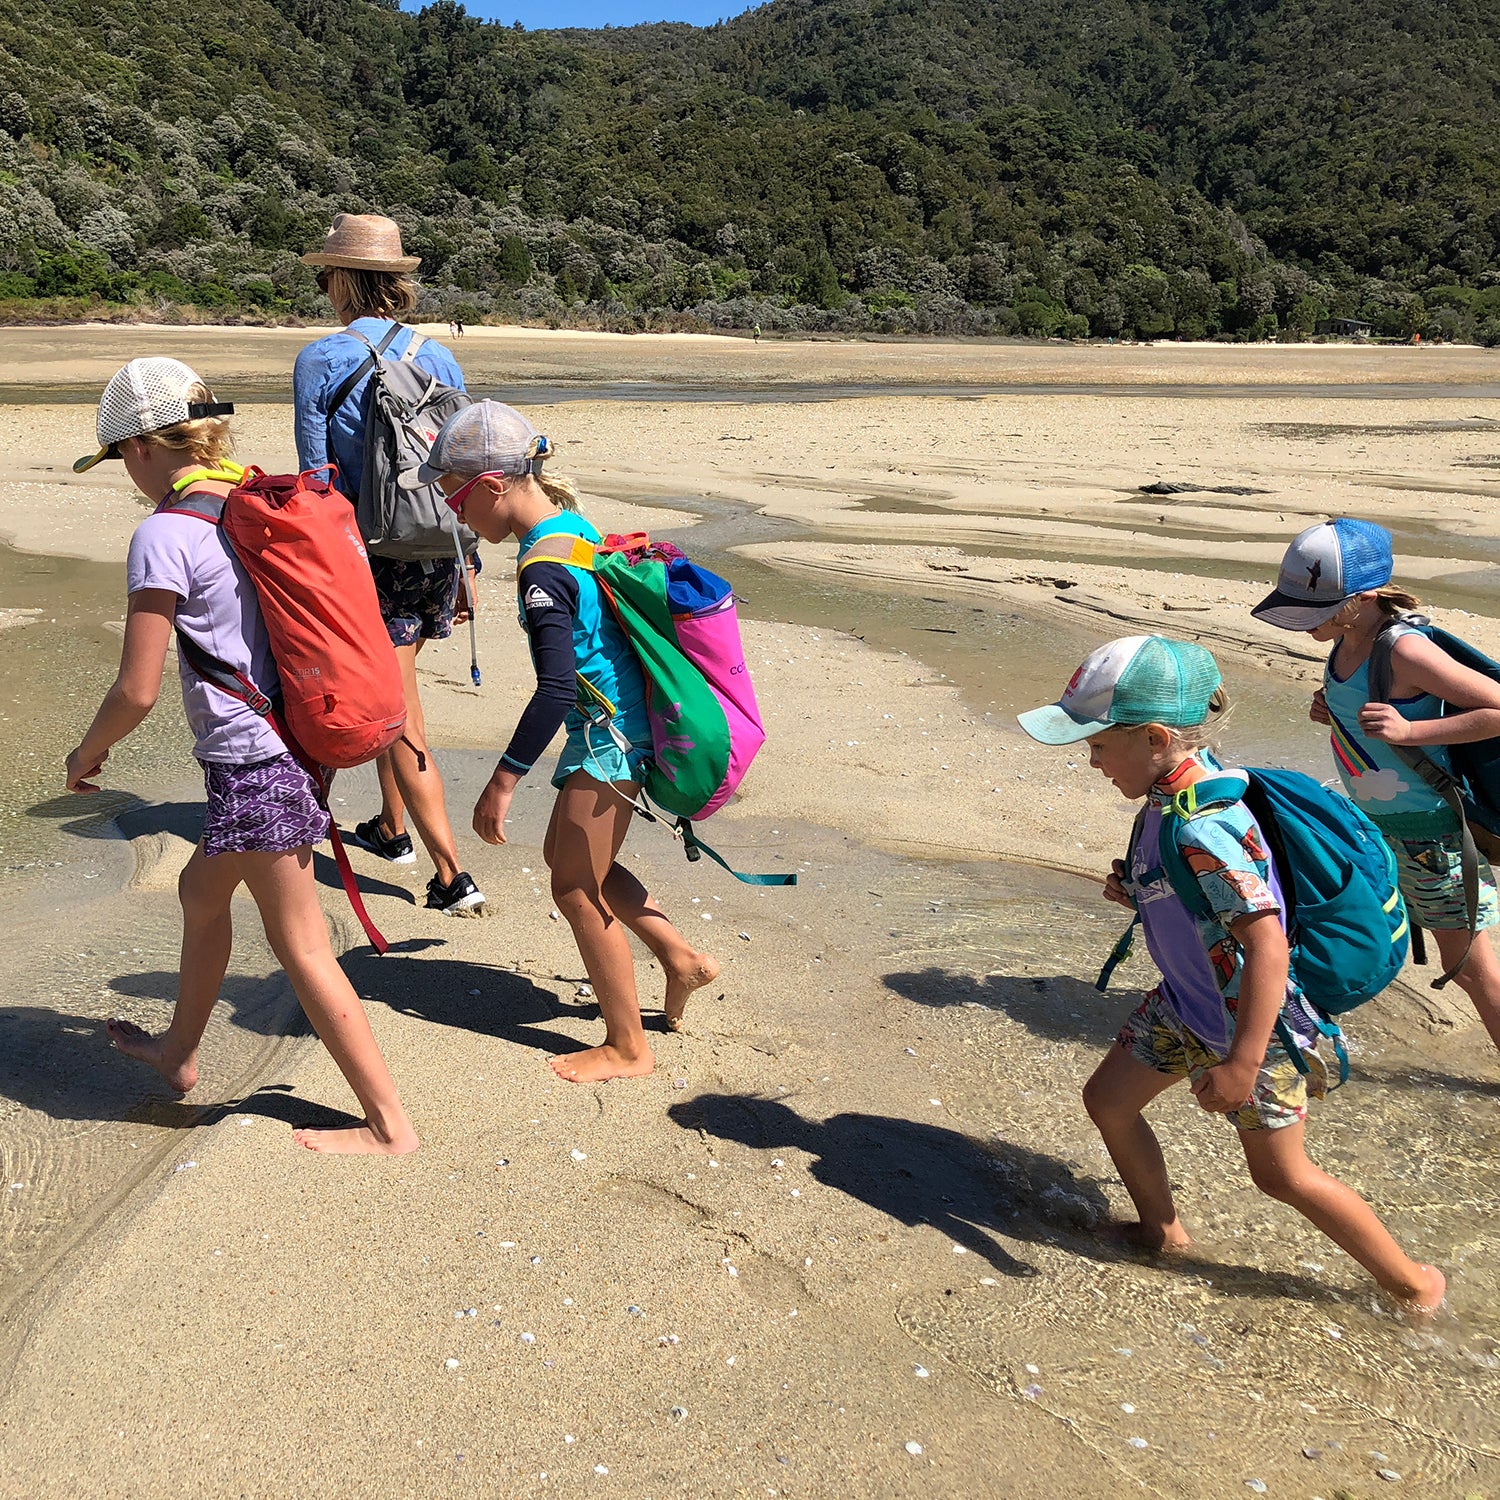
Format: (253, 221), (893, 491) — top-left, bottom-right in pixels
(65, 358), (418, 1155)
(408, 400), (720, 1082)
(294, 214), (484, 917)
(1253, 520), (1500, 1053)
(455, 317), (465, 338)
(1019, 635), (1444, 1312)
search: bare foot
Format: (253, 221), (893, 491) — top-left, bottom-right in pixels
(664, 952), (721, 1032)
(106, 1018), (198, 1094)
(292, 1122), (420, 1155)
(1395, 1263), (1447, 1320)
(1102, 1219), (1193, 1254)
(549, 1044), (655, 1083)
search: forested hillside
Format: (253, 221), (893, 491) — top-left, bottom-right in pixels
(2, 0), (1498, 339)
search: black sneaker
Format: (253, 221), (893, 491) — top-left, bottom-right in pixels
(350, 817), (417, 865)
(425, 871), (486, 916)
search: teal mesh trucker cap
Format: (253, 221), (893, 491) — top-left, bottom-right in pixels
(1018, 635), (1223, 745)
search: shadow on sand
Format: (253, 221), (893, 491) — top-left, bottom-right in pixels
(669, 1094), (1344, 1304)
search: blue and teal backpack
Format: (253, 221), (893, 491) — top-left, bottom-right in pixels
(1098, 768), (1410, 1083)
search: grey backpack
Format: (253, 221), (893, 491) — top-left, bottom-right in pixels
(328, 323), (477, 561)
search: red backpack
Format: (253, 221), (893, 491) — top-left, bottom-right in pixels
(170, 465), (406, 951)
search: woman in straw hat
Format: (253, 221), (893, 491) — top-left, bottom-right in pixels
(294, 213), (485, 917)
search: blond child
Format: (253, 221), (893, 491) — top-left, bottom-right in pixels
(67, 358), (417, 1154)
(1020, 634), (1443, 1311)
(1254, 519), (1500, 1052)
(405, 400), (719, 1082)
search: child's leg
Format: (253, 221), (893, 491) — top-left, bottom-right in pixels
(1238, 1123), (1444, 1309)
(107, 840), (245, 1094)
(1430, 925), (1500, 1054)
(239, 846), (418, 1154)
(1081, 1044), (1191, 1250)
(385, 640), (464, 887)
(544, 773), (655, 1083)
(543, 796), (718, 1031)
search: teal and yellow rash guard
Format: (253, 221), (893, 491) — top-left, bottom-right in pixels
(498, 513), (651, 776)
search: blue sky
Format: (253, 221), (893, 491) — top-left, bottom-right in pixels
(400, 1), (755, 28)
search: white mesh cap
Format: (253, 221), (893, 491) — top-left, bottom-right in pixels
(73, 358), (234, 473)
(398, 400), (549, 490)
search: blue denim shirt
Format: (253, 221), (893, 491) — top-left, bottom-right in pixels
(292, 319), (466, 501)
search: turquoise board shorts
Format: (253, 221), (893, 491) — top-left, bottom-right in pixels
(552, 720), (652, 790)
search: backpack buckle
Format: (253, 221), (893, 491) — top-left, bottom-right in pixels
(245, 688), (274, 717)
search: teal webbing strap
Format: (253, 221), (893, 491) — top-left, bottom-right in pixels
(1096, 917), (1139, 991)
(678, 819), (797, 887)
(1278, 1013), (1349, 1087)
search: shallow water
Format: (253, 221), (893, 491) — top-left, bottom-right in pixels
(0, 543), (187, 878)
(3, 395), (1500, 1486)
(6, 378), (1500, 408)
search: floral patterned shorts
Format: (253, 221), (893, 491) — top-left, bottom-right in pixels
(1117, 989), (1328, 1132)
(370, 554), (461, 648)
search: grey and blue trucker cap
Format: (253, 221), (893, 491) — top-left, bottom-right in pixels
(1252, 518), (1394, 630)
(399, 400), (548, 489)
(1018, 635), (1223, 745)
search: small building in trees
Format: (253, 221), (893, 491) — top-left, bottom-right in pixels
(1318, 318), (1373, 338)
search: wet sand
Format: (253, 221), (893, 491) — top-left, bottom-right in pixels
(2, 332), (1499, 1498)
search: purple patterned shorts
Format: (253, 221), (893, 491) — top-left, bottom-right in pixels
(199, 753), (331, 858)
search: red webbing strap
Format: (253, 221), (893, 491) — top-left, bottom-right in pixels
(268, 708), (390, 956)
(325, 818), (390, 956)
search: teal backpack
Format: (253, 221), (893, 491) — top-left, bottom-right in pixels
(1099, 768), (1410, 1082)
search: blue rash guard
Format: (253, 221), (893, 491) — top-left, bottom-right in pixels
(499, 513), (651, 776)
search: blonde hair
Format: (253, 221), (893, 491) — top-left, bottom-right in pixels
(323, 266), (419, 320)
(1328, 584), (1423, 630)
(523, 433), (579, 511)
(1165, 685), (1232, 753)
(1103, 686), (1232, 754)
(138, 381), (235, 464)
(1373, 584), (1422, 618)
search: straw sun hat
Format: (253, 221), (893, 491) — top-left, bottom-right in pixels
(301, 213), (421, 272)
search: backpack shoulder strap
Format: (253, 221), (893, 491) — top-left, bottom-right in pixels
(163, 492), (226, 525)
(327, 322), (404, 421)
(1095, 807), (1147, 991)
(1158, 773), (1251, 919)
(1362, 618), (1480, 979)
(401, 331), (427, 362)
(1367, 614), (1429, 704)
(517, 533), (598, 575)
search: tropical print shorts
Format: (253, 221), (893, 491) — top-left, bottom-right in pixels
(370, 554), (460, 648)
(1117, 989), (1328, 1132)
(1387, 831), (1499, 931)
(200, 753), (331, 857)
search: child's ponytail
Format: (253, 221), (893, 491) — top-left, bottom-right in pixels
(525, 434), (579, 511)
(1373, 584), (1422, 618)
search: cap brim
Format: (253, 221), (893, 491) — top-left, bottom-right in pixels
(72, 445), (117, 474)
(1017, 703), (1113, 745)
(397, 462), (444, 491)
(1250, 588), (1347, 631)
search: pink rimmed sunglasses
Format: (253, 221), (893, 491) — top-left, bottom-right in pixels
(444, 470), (511, 517)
